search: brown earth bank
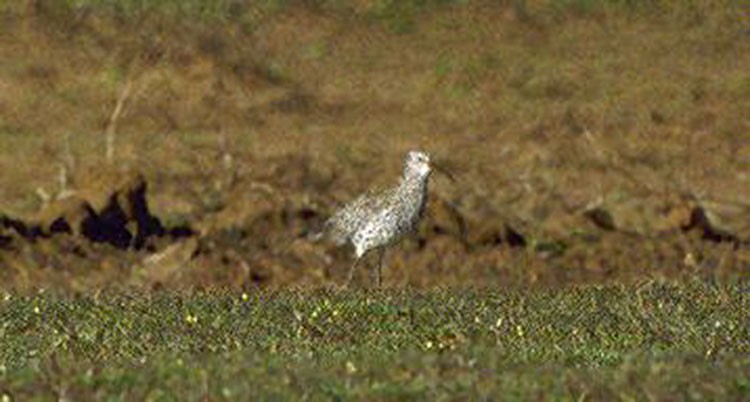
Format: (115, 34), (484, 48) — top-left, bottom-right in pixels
(0, 1), (749, 291)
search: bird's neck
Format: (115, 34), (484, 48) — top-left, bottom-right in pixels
(395, 174), (429, 223)
(398, 173), (429, 200)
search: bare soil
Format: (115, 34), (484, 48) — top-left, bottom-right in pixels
(0, 2), (749, 291)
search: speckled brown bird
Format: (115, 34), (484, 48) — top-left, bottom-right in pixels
(312, 150), (444, 287)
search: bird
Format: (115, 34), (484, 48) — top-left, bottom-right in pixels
(311, 150), (452, 287)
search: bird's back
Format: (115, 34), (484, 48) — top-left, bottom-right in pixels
(328, 176), (427, 243)
(321, 187), (398, 246)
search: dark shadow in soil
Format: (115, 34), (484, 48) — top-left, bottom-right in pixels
(0, 174), (194, 251)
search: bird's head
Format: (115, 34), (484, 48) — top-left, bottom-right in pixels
(404, 150), (432, 179)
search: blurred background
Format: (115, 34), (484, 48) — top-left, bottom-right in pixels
(0, 0), (749, 291)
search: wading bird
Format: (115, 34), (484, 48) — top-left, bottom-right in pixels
(311, 150), (453, 287)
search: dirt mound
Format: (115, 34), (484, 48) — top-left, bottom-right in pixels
(1, 3), (749, 291)
(0, 169), (200, 290)
(1, 170), (192, 250)
(1, 156), (749, 292)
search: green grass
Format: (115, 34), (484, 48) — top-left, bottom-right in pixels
(1, 281), (748, 399)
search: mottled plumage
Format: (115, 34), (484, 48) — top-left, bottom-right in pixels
(316, 150), (433, 286)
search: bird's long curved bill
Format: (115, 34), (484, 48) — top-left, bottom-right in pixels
(432, 162), (456, 182)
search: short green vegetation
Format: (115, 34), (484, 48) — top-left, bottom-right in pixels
(1, 281), (748, 400)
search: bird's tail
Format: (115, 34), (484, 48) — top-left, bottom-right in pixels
(307, 230), (326, 242)
(305, 219), (348, 246)
(306, 219), (331, 242)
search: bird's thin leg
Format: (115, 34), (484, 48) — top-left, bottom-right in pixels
(345, 254), (363, 287)
(375, 248), (385, 288)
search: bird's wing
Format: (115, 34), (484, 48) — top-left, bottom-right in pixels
(322, 188), (396, 245)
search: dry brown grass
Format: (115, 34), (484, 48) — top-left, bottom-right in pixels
(0, 1), (749, 290)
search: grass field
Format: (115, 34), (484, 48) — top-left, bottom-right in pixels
(1, 1), (749, 400)
(1, 281), (748, 400)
